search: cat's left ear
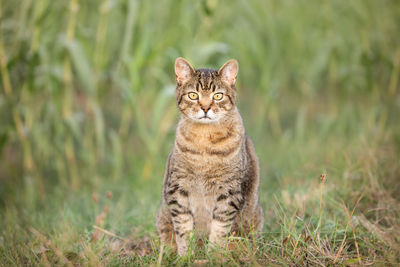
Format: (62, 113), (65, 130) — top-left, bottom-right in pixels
(218, 59), (238, 86)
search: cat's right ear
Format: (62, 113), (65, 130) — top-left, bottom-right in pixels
(175, 57), (194, 85)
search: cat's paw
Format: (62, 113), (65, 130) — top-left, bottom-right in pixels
(177, 244), (188, 256)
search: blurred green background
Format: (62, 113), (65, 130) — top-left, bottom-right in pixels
(1, 0), (400, 265)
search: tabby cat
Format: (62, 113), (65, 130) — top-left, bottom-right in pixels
(156, 57), (263, 255)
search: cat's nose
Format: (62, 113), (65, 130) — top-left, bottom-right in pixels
(201, 106), (210, 113)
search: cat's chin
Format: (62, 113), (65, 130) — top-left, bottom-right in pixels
(192, 117), (219, 124)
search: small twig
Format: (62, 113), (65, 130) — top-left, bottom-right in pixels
(92, 225), (127, 241)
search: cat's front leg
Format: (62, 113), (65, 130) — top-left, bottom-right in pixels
(172, 211), (193, 255)
(209, 189), (243, 246)
(166, 184), (193, 255)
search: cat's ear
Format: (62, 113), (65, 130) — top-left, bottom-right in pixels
(218, 59), (238, 86)
(175, 57), (194, 84)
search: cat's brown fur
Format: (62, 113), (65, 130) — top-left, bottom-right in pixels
(156, 58), (263, 255)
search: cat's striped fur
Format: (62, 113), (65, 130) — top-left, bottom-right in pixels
(156, 58), (263, 255)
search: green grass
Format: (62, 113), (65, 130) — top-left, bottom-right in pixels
(1, 0), (400, 265)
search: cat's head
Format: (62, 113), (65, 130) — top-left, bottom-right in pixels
(174, 57), (238, 124)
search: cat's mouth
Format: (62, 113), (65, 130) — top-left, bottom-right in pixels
(196, 115), (214, 122)
(200, 114), (216, 121)
(194, 111), (217, 122)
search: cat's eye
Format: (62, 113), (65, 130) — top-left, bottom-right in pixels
(213, 93), (223, 101)
(188, 92), (199, 100)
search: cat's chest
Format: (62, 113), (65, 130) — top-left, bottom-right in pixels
(187, 179), (218, 233)
(175, 129), (244, 169)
